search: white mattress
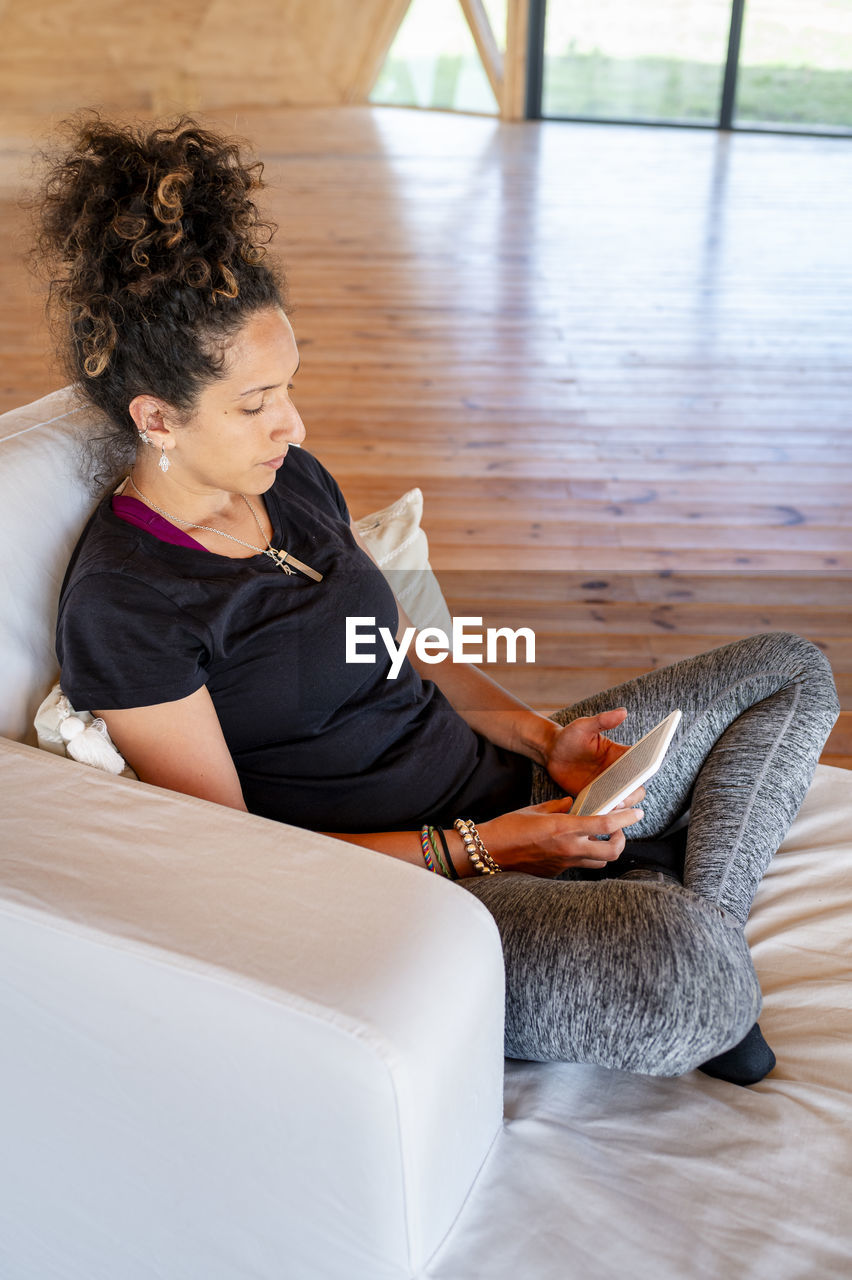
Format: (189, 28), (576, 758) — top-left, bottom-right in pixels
(427, 765), (852, 1280)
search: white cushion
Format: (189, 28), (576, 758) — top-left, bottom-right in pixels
(355, 487), (452, 635)
(428, 763), (852, 1280)
(0, 388), (97, 744)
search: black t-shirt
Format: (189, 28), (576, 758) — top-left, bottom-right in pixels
(56, 446), (531, 831)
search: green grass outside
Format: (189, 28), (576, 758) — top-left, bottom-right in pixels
(544, 53), (852, 127)
(374, 52), (852, 128)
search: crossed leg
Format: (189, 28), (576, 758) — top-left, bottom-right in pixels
(531, 631), (840, 924)
(463, 633), (839, 1073)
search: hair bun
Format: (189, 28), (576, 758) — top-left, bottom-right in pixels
(36, 114), (276, 376)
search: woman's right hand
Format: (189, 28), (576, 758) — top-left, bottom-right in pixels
(475, 790), (646, 878)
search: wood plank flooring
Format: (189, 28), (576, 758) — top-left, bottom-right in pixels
(1, 104), (850, 764)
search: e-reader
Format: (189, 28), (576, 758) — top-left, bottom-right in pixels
(571, 709), (682, 817)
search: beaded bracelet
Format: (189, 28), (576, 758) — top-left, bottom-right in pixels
(454, 818), (492, 867)
(453, 818), (503, 875)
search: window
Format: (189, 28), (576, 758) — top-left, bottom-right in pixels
(542, 0), (731, 124)
(371, 0), (502, 114)
(532, 0), (852, 135)
(736, 0), (852, 130)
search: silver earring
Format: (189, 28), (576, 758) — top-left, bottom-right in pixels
(158, 444), (170, 473)
(138, 429), (151, 444)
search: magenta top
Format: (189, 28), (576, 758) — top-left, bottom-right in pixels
(111, 494), (209, 552)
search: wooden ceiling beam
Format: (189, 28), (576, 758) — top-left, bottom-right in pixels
(458, 0), (504, 107)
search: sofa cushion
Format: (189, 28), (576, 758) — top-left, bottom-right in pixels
(0, 388), (98, 744)
(354, 487), (452, 635)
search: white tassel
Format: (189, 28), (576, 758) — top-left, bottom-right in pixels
(66, 719), (127, 776)
(34, 682), (133, 777)
(59, 715), (86, 741)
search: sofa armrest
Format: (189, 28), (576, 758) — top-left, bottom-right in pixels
(0, 739), (506, 1280)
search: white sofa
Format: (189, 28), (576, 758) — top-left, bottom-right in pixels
(2, 389), (851, 1280)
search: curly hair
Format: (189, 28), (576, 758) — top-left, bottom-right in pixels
(33, 113), (286, 483)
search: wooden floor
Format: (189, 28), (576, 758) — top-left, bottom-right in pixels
(2, 105), (850, 765)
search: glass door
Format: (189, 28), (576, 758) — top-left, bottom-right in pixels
(541, 0), (732, 124)
(533, 0), (852, 135)
(735, 0), (852, 131)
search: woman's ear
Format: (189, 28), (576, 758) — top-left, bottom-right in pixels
(128, 395), (172, 444)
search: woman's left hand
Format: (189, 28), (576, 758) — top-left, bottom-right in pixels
(543, 707), (633, 796)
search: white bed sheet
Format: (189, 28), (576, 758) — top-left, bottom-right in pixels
(427, 765), (852, 1280)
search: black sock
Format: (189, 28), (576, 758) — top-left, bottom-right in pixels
(698, 1022), (776, 1086)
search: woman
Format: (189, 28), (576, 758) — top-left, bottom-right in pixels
(42, 117), (840, 1084)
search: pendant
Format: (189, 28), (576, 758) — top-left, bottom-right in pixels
(264, 545), (323, 582)
(264, 547), (295, 575)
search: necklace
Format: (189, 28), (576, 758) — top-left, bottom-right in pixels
(126, 474), (323, 582)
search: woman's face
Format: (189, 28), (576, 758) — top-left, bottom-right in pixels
(155, 306), (306, 497)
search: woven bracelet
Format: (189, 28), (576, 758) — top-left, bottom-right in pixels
(433, 825), (459, 880)
(419, 825), (438, 873)
(426, 825), (453, 879)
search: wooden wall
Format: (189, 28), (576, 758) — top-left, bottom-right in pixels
(0, 0), (414, 118)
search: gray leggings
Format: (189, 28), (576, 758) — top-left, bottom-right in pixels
(463, 633), (840, 1075)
